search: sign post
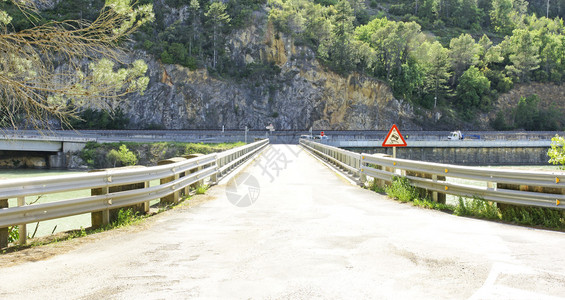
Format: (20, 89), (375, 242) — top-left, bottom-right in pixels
(382, 124), (407, 159)
(245, 126), (248, 143)
(266, 123), (275, 140)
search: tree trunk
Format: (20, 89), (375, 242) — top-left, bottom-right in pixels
(213, 26), (217, 69)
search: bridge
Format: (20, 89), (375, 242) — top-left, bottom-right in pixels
(1, 130), (562, 167)
(0, 141), (564, 298)
(0, 133), (95, 169)
(0, 134), (94, 152)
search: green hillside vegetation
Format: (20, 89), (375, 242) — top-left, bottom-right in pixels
(135, 0), (565, 130)
(3, 0), (565, 130)
(268, 0), (565, 129)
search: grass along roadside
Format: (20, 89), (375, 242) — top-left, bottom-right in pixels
(370, 177), (454, 212)
(368, 176), (565, 231)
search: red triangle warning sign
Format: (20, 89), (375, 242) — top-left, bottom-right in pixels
(382, 124), (407, 147)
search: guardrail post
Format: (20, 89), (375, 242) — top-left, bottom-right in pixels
(369, 154), (393, 188)
(183, 154), (204, 190)
(487, 182), (495, 189)
(218, 156), (224, 179)
(496, 183), (520, 211)
(432, 175), (438, 202)
(407, 171), (446, 204)
(91, 166), (148, 228)
(17, 196), (26, 245)
(211, 154), (218, 184)
(359, 157), (367, 185)
(158, 157), (186, 204)
(91, 186), (110, 227)
(144, 181), (150, 213)
(0, 199), (8, 248)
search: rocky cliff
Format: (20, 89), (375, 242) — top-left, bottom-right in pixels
(121, 9), (421, 131)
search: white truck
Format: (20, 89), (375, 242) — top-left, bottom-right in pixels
(447, 131), (480, 140)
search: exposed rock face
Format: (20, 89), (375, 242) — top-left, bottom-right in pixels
(121, 8), (420, 130)
(32, 0), (61, 10)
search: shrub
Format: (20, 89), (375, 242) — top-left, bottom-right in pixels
(454, 197), (500, 219)
(195, 184), (209, 195)
(385, 176), (418, 203)
(111, 208), (142, 228)
(369, 179), (386, 193)
(106, 145), (138, 167)
(548, 135), (565, 169)
(7, 226), (19, 243)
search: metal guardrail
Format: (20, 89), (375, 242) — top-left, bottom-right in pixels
(300, 139), (362, 177)
(300, 139), (565, 210)
(217, 139), (269, 178)
(0, 139), (269, 245)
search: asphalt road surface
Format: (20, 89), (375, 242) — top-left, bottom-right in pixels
(1, 145), (565, 299)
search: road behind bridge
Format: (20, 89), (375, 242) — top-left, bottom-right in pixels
(1, 145), (565, 299)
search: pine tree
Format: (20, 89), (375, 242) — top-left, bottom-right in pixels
(205, 2), (230, 70)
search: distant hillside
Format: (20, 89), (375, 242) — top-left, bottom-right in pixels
(4, 0), (565, 131)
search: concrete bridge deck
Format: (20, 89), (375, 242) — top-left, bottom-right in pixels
(1, 145), (565, 299)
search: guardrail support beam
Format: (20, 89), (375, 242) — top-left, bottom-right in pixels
(184, 154), (205, 191)
(0, 199), (8, 248)
(144, 181), (150, 213)
(91, 166), (148, 229)
(158, 157), (186, 204)
(358, 158), (366, 185)
(17, 196), (26, 245)
(92, 186), (110, 228)
(211, 155), (219, 184)
(432, 175), (438, 202)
